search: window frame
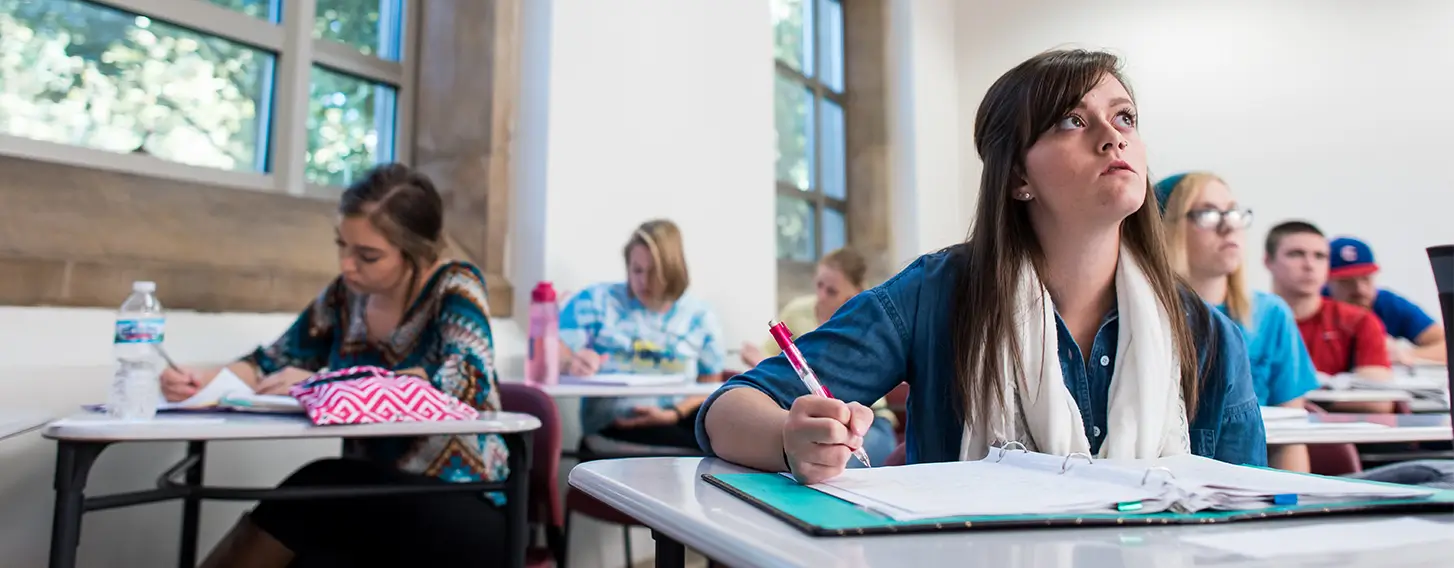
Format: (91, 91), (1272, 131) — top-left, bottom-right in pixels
(775, 0), (849, 264)
(0, 0), (418, 198)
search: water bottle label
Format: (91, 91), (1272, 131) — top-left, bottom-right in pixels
(115, 317), (165, 344)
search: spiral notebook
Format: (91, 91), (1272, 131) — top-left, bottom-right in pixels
(703, 446), (1454, 536)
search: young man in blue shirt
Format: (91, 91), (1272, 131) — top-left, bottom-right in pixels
(1324, 237), (1447, 364)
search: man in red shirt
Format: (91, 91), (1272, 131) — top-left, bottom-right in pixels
(1265, 221), (1393, 413)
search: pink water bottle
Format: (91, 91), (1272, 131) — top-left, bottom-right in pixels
(526, 281), (560, 386)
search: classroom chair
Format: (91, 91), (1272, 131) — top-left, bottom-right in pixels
(884, 382), (910, 442)
(497, 382), (566, 568)
(1303, 400), (1363, 476)
(885, 442), (907, 467)
(564, 370), (739, 566)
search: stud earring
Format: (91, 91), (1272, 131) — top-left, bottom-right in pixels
(1019, 191), (1033, 201)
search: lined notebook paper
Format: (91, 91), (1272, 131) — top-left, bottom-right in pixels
(797, 447), (1434, 521)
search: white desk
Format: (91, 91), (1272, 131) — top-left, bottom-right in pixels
(0, 410), (51, 442)
(1265, 413), (1452, 445)
(44, 411), (541, 568)
(1304, 389), (1415, 404)
(570, 457), (1454, 568)
(43, 410), (539, 441)
(1318, 372), (1448, 392)
(537, 381), (722, 398)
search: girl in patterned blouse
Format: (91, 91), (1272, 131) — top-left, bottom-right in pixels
(162, 164), (509, 567)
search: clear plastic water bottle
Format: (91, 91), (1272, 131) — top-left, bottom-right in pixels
(108, 281), (165, 420)
(526, 281), (560, 386)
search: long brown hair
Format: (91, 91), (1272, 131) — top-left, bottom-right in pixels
(949, 49), (1208, 436)
(339, 163), (446, 302)
(1159, 172), (1252, 325)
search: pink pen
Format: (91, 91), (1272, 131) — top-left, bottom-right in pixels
(768, 320), (871, 468)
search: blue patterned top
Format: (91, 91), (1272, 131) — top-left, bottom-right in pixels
(559, 282), (726, 436)
(242, 261), (510, 500)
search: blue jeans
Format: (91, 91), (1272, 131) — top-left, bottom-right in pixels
(1348, 460), (1454, 489)
(847, 416), (898, 469)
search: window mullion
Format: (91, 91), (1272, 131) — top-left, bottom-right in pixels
(91, 0), (285, 51)
(273, 0), (317, 195)
(811, 0), (826, 259)
(394, 0), (421, 166)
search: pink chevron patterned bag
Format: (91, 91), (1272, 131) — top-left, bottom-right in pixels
(290, 365), (480, 426)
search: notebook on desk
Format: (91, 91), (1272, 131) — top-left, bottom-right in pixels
(558, 373), (690, 387)
(703, 446), (1454, 536)
(85, 368), (304, 414)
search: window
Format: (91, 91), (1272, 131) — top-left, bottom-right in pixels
(307, 65), (397, 187)
(0, 0), (273, 172)
(0, 0), (415, 195)
(207, 0), (276, 21)
(773, 0), (846, 262)
(314, 0), (403, 60)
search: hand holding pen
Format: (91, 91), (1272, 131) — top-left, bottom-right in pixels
(770, 320), (874, 484)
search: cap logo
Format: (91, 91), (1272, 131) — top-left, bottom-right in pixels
(1340, 245), (1359, 263)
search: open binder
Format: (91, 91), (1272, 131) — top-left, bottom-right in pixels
(702, 444), (1454, 536)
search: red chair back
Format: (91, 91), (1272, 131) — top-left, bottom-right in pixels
(885, 382), (910, 439)
(498, 382), (564, 528)
(1302, 401), (1362, 476)
(885, 442), (906, 466)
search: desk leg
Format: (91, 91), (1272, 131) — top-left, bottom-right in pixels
(178, 441), (206, 568)
(652, 530), (686, 568)
(504, 432), (533, 568)
(49, 442), (107, 568)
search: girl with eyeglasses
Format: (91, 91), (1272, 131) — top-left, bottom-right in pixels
(1155, 172), (1319, 472)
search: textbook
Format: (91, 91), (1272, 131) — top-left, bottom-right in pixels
(704, 446), (1453, 536)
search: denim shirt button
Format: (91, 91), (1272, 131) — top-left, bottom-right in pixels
(1092, 426), (1102, 437)
(1099, 355), (1110, 366)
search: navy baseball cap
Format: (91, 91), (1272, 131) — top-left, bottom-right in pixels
(1329, 237), (1379, 279)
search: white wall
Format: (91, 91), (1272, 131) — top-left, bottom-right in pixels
(0, 308), (526, 568)
(946, 0), (1454, 313)
(887, 0), (969, 268)
(513, 0), (777, 348)
(512, 1), (775, 565)
(0, 308), (319, 568)
(0, 1), (775, 567)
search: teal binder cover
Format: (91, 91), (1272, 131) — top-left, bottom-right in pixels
(702, 471), (1454, 537)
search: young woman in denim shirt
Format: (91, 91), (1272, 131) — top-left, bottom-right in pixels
(697, 49), (1265, 484)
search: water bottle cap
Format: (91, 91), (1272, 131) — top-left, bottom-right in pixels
(133, 281), (156, 293)
(531, 281), (557, 302)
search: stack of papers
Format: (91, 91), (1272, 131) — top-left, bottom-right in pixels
(1262, 420), (1387, 432)
(1258, 406), (1309, 421)
(796, 448), (1434, 521)
(558, 374), (690, 387)
(1126, 454), (1432, 511)
(1319, 372), (1447, 393)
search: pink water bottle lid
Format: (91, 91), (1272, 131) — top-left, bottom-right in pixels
(531, 281), (558, 303)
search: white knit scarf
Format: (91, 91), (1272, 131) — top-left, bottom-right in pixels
(959, 247), (1191, 461)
